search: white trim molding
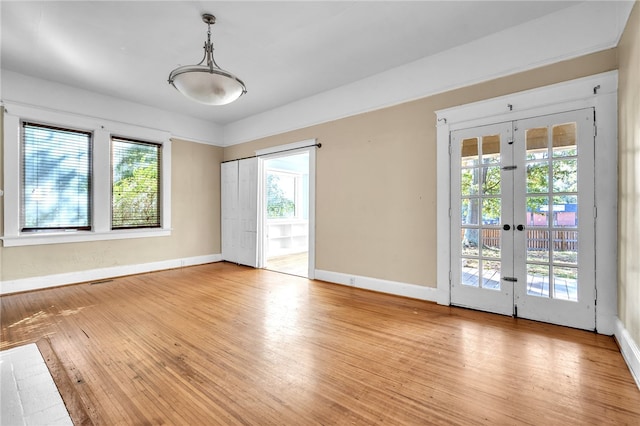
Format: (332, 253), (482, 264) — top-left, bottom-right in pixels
(615, 318), (640, 390)
(315, 269), (439, 303)
(435, 71), (619, 334)
(223, 2), (633, 146)
(2, 101), (173, 247)
(0, 254), (223, 296)
(1, 70), (224, 146)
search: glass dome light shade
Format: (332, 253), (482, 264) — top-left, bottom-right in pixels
(169, 65), (246, 106)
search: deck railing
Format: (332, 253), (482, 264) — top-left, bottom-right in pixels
(471, 229), (578, 251)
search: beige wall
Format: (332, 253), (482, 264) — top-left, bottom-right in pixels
(225, 49), (617, 288)
(618, 3), (640, 349)
(0, 47), (620, 290)
(0, 137), (222, 282)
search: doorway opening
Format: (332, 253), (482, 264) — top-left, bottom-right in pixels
(262, 152), (310, 277)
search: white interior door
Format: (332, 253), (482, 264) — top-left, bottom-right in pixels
(221, 158), (258, 267)
(451, 109), (596, 330)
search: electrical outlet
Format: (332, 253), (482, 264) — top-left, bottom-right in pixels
(349, 277), (355, 285)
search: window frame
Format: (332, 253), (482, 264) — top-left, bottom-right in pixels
(20, 121), (94, 232)
(111, 136), (162, 230)
(2, 102), (172, 247)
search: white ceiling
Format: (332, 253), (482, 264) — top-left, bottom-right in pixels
(2, 1), (585, 127)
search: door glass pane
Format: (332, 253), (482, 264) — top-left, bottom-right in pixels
(482, 197), (500, 225)
(482, 229), (500, 258)
(527, 230), (549, 262)
(523, 118), (583, 304)
(527, 263), (550, 298)
(482, 166), (501, 194)
(552, 159), (577, 192)
(461, 168), (479, 195)
(461, 198), (479, 225)
(482, 135), (500, 164)
(552, 123), (577, 157)
(526, 196), (549, 227)
(460, 138), (480, 167)
(526, 127), (548, 159)
(461, 138), (479, 166)
(552, 196), (577, 227)
(553, 231), (577, 265)
(527, 161), (549, 193)
(461, 258), (479, 287)
(553, 267), (578, 301)
(461, 228), (479, 256)
(482, 260), (501, 290)
(459, 132), (504, 292)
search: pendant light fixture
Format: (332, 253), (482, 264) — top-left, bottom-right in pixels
(168, 13), (246, 106)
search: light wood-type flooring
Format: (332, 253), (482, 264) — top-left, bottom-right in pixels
(1, 262), (639, 425)
(266, 252), (309, 277)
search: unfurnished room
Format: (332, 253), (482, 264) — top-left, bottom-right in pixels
(1, 1), (639, 424)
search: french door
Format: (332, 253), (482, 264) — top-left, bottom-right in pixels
(450, 109), (596, 330)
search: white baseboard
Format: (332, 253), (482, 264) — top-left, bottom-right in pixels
(615, 318), (640, 390)
(0, 254), (223, 295)
(314, 269), (439, 302)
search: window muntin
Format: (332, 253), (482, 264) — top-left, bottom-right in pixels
(21, 122), (92, 232)
(111, 137), (161, 229)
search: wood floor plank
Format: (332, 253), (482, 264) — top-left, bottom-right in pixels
(1, 262), (639, 425)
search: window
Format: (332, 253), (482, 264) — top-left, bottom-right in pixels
(111, 138), (161, 229)
(3, 103), (171, 246)
(21, 122), (92, 232)
(266, 171), (298, 219)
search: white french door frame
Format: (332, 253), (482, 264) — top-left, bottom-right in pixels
(435, 71), (618, 334)
(256, 140), (317, 279)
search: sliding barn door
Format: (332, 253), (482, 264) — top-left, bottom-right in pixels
(221, 158), (258, 267)
(221, 161), (239, 263)
(237, 158), (258, 267)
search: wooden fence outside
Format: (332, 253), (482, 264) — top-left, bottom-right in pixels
(473, 229), (578, 251)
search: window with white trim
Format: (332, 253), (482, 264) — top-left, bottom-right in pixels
(21, 122), (92, 232)
(2, 103), (172, 247)
(111, 137), (161, 229)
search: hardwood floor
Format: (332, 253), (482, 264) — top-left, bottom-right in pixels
(1, 262), (638, 425)
(266, 252), (308, 277)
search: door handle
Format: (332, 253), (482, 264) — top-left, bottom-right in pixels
(503, 224), (511, 231)
(516, 224), (525, 231)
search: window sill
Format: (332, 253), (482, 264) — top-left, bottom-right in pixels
(1, 228), (172, 247)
